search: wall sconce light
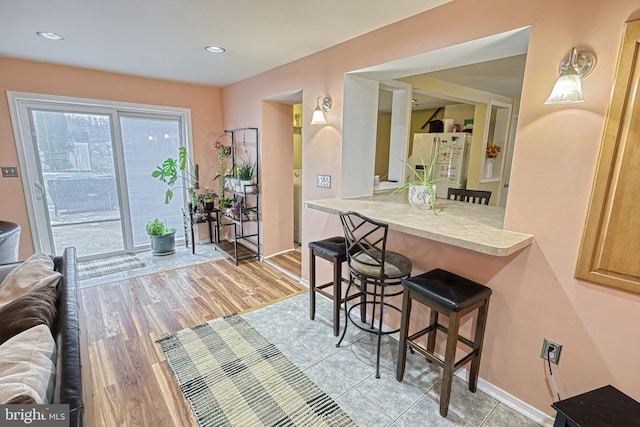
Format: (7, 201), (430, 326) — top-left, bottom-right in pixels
(545, 47), (596, 105)
(311, 96), (332, 125)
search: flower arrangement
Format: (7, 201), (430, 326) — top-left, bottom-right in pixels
(214, 134), (233, 194)
(237, 158), (256, 181)
(214, 137), (232, 158)
(486, 141), (501, 159)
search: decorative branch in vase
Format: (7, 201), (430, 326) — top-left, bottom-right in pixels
(392, 154), (456, 214)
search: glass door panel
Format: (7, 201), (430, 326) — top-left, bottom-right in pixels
(119, 115), (185, 248)
(29, 109), (125, 257)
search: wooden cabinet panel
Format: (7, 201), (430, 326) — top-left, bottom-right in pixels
(576, 19), (640, 293)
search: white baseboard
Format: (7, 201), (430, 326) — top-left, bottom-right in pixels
(264, 248), (297, 258)
(454, 368), (554, 426)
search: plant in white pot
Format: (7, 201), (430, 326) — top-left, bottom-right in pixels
(237, 158), (256, 193)
(393, 154), (456, 214)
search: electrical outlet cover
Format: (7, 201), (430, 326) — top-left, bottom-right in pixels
(541, 338), (562, 364)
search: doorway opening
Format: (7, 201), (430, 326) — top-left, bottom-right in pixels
(260, 91), (303, 279)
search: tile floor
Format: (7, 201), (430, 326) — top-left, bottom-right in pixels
(241, 293), (544, 427)
(79, 245), (545, 426)
(78, 242), (227, 288)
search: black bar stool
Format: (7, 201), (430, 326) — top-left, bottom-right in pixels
(337, 211), (412, 378)
(396, 268), (492, 417)
(308, 236), (362, 336)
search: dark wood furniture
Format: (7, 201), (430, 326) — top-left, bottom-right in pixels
(552, 385), (640, 427)
(308, 236), (360, 336)
(396, 268), (492, 418)
(337, 211), (412, 378)
(447, 188), (492, 205)
(186, 203), (219, 254)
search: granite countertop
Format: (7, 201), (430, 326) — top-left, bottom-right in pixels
(305, 193), (533, 256)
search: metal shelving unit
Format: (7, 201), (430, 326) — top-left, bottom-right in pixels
(220, 127), (260, 265)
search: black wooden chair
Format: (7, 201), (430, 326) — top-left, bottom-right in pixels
(447, 188), (492, 205)
(396, 269), (492, 417)
(337, 211), (412, 378)
(309, 236), (365, 336)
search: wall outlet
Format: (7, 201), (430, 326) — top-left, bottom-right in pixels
(1, 166), (19, 178)
(316, 174), (331, 188)
(541, 338), (562, 364)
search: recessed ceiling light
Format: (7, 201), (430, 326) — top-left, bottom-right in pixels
(36, 31), (64, 40)
(205, 46), (225, 53)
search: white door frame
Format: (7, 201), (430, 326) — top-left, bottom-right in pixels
(7, 91), (193, 256)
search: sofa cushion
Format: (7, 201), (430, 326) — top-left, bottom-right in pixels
(0, 284), (57, 346)
(0, 324), (56, 404)
(0, 252), (61, 308)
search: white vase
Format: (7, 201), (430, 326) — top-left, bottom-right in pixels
(483, 158), (494, 179)
(408, 184), (436, 209)
(241, 179), (254, 193)
(228, 178), (239, 191)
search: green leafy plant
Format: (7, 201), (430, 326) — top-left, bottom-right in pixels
(201, 189), (217, 202)
(237, 158), (256, 181)
(151, 146), (199, 204)
(392, 153), (456, 214)
(219, 197), (234, 209)
(145, 219), (176, 236)
(201, 190), (218, 210)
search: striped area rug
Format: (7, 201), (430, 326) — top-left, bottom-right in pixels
(77, 253), (145, 280)
(158, 315), (357, 427)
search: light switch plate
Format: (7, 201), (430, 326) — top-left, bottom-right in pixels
(1, 166), (19, 178)
(316, 174), (331, 188)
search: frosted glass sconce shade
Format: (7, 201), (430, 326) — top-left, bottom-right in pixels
(311, 96), (332, 125)
(545, 47), (595, 105)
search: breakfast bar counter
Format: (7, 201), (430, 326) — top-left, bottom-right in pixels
(305, 193), (533, 257)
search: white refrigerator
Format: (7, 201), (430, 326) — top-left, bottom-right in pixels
(410, 132), (471, 199)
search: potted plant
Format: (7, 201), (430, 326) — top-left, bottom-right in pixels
(151, 146), (199, 204)
(237, 158), (256, 193)
(201, 189), (218, 211)
(146, 218), (176, 255)
(393, 154), (456, 213)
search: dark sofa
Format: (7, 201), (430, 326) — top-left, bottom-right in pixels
(0, 247), (83, 426)
(52, 247), (83, 426)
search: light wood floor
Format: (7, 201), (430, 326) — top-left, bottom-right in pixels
(79, 257), (305, 426)
(264, 250), (302, 279)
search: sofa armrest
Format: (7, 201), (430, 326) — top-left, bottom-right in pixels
(0, 262), (19, 283)
(53, 247), (83, 427)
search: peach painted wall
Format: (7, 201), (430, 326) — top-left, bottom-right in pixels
(0, 58), (224, 259)
(260, 101), (295, 256)
(220, 0), (640, 418)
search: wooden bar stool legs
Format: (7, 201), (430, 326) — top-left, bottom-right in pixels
(396, 268), (492, 417)
(308, 237), (348, 337)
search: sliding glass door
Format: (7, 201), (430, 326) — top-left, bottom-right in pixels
(8, 92), (191, 260)
(29, 109), (125, 257)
